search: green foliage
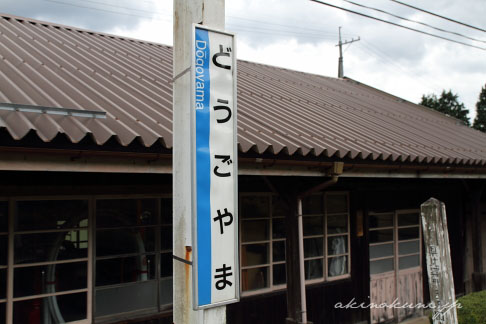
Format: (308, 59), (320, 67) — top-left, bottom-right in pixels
(420, 90), (470, 126)
(457, 290), (486, 324)
(473, 84), (486, 133)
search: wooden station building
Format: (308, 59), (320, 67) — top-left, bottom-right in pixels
(0, 13), (485, 324)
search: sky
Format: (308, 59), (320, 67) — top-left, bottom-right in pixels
(2, 0), (485, 121)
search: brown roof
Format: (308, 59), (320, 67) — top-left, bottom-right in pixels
(1, 13), (485, 166)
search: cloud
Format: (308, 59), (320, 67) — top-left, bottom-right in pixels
(1, 0), (160, 31)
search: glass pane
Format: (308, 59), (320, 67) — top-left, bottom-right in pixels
(399, 227), (419, 240)
(327, 236), (348, 255)
(273, 241), (285, 262)
(159, 277), (173, 306)
(328, 256), (348, 277)
(160, 252), (173, 278)
(241, 196), (270, 219)
(0, 202), (7, 232)
(327, 214), (347, 234)
(95, 281), (157, 317)
(0, 236), (6, 265)
(302, 194), (323, 215)
(370, 258), (394, 275)
(14, 292), (87, 323)
(96, 199), (158, 228)
(14, 262), (87, 298)
(304, 238), (323, 258)
(161, 225), (172, 251)
(0, 269), (5, 299)
(326, 194), (348, 214)
(14, 262), (88, 297)
(241, 244), (269, 267)
(398, 213), (419, 226)
(399, 240), (420, 255)
(370, 243), (394, 259)
(369, 213), (394, 228)
(273, 263), (286, 285)
(399, 255), (420, 269)
(96, 254), (156, 286)
(16, 200), (88, 231)
(303, 216), (323, 236)
(370, 229), (393, 243)
(14, 230), (88, 264)
(241, 220), (269, 242)
(272, 196), (287, 217)
(272, 218), (285, 239)
(96, 228), (155, 257)
(241, 267), (268, 291)
(161, 198), (172, 225)
(304, 259), (323, 280)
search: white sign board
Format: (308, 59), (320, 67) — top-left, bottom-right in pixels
(191, 24), (239, 309)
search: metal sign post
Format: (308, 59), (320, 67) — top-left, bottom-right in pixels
(191, 24), (239, 310)
(421, 198), (458, 324)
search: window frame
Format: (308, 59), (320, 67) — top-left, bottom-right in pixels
(6, 195), (92, 324)
(0, 194), (173, 324)
(239, 193), (282, 296)
(304, 191), (351, 284)
(93, 195), (173, 322)
(369, 209), (422, 277)
(239, 191), (351, 297)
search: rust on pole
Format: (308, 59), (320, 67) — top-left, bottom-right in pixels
(420, 198), (458, 324)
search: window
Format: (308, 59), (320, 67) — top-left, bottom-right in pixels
(369, 210), (421, 275)
(239, 192), (351, 295)
(369, 213), (395, 275)
(0, 201), (8, 323)
(397, 211), (421, 270)
(12, 199), (90, 324)
(94, 197), (173, 320)
(0, 196), (173, 324)
(239, 194), (287, 294)
(303, 192), (351, 282)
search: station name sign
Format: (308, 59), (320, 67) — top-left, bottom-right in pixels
(191, 24), (239, 309)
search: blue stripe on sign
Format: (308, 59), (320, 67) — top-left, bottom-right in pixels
(195, 27), (211, 306)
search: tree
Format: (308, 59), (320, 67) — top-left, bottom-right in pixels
(420, 90), (470, 126)
(473, 84), (486, 133)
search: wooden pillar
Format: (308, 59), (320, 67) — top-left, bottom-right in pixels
(470, 188), (486, 291)
(284, 194), (304, 324)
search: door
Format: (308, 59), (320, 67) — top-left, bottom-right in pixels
(369, 210), (423, 324)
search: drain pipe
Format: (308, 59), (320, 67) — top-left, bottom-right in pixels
(297, 162), (343, 323)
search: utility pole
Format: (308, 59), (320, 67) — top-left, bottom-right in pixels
(173, 1), (226, 324)
(336, 27), (360, 78)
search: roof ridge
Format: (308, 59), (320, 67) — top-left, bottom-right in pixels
(0, 12), (171, 49)
(238, 58), (340, 82)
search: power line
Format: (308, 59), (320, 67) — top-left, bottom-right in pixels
(44, 0), (171, 22)
(340, 0), (486, 44)
(45, 0), (351, 40)
(358, 40), (443, 92)
(228, 23), (336, 40)
(309, 0), (486, 51)
(388, 0), (486, 33)
(228, 15), (354, 38)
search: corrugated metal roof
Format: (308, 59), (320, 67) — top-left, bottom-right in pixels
(0, 13), (485, 166)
